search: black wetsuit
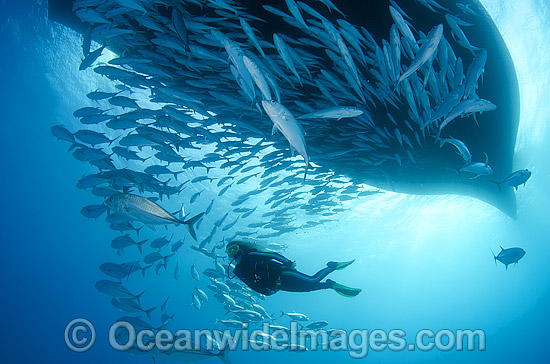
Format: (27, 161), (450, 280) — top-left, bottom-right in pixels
(232, 249), (336, 295)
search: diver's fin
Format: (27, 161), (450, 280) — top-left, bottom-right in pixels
(183, 212), (205, 241)
(327, 259), (356, 271)
(327, 279), (361, 297)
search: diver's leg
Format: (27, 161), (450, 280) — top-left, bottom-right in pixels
(277, 261), (351, 291)
(277, 270), (331, 292)
(277, 271), (362, 297)
(310, 266), (336, 281)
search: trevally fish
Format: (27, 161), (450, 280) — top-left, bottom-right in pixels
(397, 24), (443, 84)
(491, 246), (526, 270)
(280, 311), (309, 321)
(438, 98), (497, 135)
(297, 107), (364, 120)
(111, 234), (147, 254)
(463, 50), (488, 99)
(104, 193), (203, 240)
(79, 45), (105, 70)
(95, 280), (142, 301)
(146, 346), (230, 364)
(111, 298), (156, 321)
(172, 8), (191, 53)
(438, 136), (471, 164)
(459, 153), (493, 179)
(262, 100), (309, 177)
(490, 169), (531, 192)
(304, 320), (329, 329)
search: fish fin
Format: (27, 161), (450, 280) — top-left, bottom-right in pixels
(183, 212), (205, 241)
(145, 307), (156, 322)
(490, 247), (497, 265)
(271, 124), (279, 135)
(216, 345), (232, 364)
(489, 180), (502, 192)
(137, 239), (147, 255)
(68, 143), (79, 152)
(143, 265), (153, 278)
(145, 224), (156, 231)
(134, 290), (145, 306)
(108, 134), (121, 147)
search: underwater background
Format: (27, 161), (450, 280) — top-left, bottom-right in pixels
(1, 0), (549, 363)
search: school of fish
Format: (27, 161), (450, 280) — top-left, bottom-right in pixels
(50, 0), (531, 360)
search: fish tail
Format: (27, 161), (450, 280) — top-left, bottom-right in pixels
(136, 239), (147, 255)
(68, 143), (78, 152)
(182, 212), (205, 241)
(108, 134), (121, 147)
(134, 290), (145, 305)
(490, 247), (497, 265)
(216, 345), (232, 364)
(303, 161), (309, 181)
(145, 307), (156, 322)
(489, 180), (502, 192)
(142, 265), (152, 278)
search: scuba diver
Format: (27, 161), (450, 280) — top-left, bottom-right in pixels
(226, 240), (361, 297)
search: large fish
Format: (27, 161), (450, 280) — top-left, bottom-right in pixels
(134, 346), (230, 364)
(172, 8), (191, 53)
(438, 136), (472, 164)
(491, 246), (526, 270)
(459, 153), (493, 179)
(490, 169), (531, 192)
(261, 100), (309, 177)
(105, 193), (203, 240)
(95, 280), (141, 300)
(397, 24), (443, 84)
(438, 98), (497, 135)
(297, 106), (364, 120)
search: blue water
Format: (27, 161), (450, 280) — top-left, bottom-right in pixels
(1, 1), (549, 363)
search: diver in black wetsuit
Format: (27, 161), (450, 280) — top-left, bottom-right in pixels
(226, 240), (361, 297)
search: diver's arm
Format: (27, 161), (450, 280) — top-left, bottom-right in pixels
(248, 251), (294, 267)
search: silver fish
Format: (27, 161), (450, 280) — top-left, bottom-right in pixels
(297, 106), (363, 120)
(104, 193), (203, 240)
(262, 100), (309, 176)
(397, 24), (443, 84)
(491, 246), (526, 270)
(490, 169), (531, 192)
